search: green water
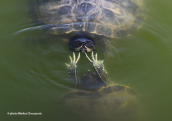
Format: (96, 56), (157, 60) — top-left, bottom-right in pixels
(1, 0), (172, 121)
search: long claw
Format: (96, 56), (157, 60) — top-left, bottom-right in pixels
(65, 63), (69, 66)
(92, 51), (95, 60)
(95, 53), (97, 61)
(85, 53), (93, 62)
(76, 53), (80, 63)
(73, 52), (75, 62)
(69, 56), (72, 63)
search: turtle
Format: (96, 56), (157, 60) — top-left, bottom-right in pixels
(58, 52), (146, 121)
(28, 0), (146, 54)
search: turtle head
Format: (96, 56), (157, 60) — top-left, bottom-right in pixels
(68, 35), (95, 53)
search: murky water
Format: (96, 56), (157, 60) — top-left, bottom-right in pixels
(1, 0), (172, 121)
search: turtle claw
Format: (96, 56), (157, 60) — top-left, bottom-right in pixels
(85, 52), (93, 62)
(68, 52), (80, 64)
(91, 51), (95, 60)
(95, 53), (97, 61)
(66, 52), (80, 69)
(69, 55), (73, 63)
(73, 52), (76, 62)
(75, 52), (80, 63)
(85, 51), (98, 62)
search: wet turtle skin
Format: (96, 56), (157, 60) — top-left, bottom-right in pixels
(58, 52), (146, 121)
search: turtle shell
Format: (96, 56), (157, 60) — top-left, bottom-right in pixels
(59, 84), (146, 121)
(28, 0), (146, 38)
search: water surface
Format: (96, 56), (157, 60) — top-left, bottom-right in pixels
(1, 0), (172, 121)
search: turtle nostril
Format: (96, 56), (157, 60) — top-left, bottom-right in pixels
(82, 42), (86, 45)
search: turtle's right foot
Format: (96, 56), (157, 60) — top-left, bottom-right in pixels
(85, 51), (104, 70)
(66, 52), (80, 70)
(85, 52), (109, 85)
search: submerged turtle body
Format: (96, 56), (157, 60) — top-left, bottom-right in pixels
(28, 0), (146, 53)
(28, 0), (146, 38)
(59, 52), (145, 121)
(60, 83), (142, 121)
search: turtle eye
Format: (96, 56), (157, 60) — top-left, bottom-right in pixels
(74, 40), (81, 46)
(86, 41), (92, 45)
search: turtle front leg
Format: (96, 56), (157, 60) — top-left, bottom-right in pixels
(65, 52), (80, 88)
(85, 52), (110, 85)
